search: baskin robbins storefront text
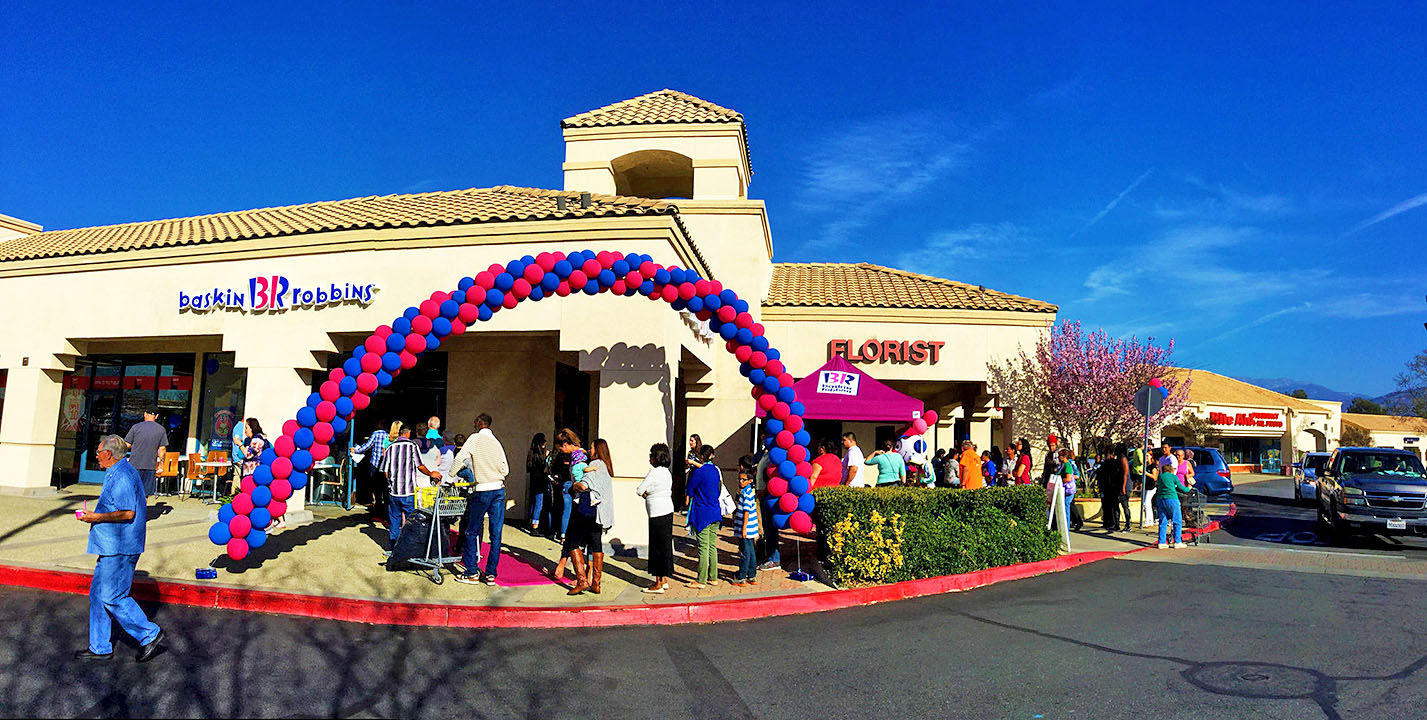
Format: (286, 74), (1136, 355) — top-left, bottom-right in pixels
(179, 276), (378, 313)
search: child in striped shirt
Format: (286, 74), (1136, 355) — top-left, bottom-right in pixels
(733, 455), (762, 586)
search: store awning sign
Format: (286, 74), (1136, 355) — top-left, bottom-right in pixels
(179, 276), (378, 313)
(1209, 409), (1285, 429)
(817, 370), (861, 396)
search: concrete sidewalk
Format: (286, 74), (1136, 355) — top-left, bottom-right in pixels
(0, 486), (1159, 610)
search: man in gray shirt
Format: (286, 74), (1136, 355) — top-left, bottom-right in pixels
(123, 406), (168, 497)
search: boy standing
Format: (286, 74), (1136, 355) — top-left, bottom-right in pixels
(733, 456), (761, 586)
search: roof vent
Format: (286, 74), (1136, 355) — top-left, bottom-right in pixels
(579, 192), (592, 209)
(556, 196), (567, 211)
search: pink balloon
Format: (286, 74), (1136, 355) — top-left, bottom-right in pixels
(735, 345), (754, 363)
(430, 291), (450, 304)
(475, 271), (496, 290)
(310, 443), (330, 462)
(359, 352), (382, 373)
(449, 318), (467, 335)
(734, 312), (753, 329)
(624, 271), (643, 287)
(271, 457), (292, 480)
(758, 394), (778, 411)
(796, 461), (813, 478)
(374, 325), (393, 338)
(227, 538), (250, 560)
(512, 278), (532, 299)
(501, 293), (518, 310)
(404, 333), (426, 355)
(923, 410), (939, 426)
(659, 285), (678, 302)
(281, 419), (299, 438)
(352, 393), (371, 411)
(784, 415), (804, 433)
(765, 360), (785, 377)
(611, 280), (628, 295)
(678, 283), (696, 301)
(523, 263), (545, 284)
(399, 350), (418, 369)
(775, 431), (795, 449)
(319, 381), (340, 401)
(788, 511), (813, 534)
(268, 500), (287, 519)
(240, 475), (256, 494)
(273, 435), (295, 458)
(315, 401), (336, 423)
(419, 300), (440, 318)
(912, 418), (929, 435)
(312, 422), (334, 444)
(329, 368), (345, 383)
(363, 335), (386, 354)
(230, 511), (252, 535)
(749, 352), (768, 369)
(411, 315), (433, 335)
(772, 403), (791, 421)
(356, 373), (378, 395)
(768, 477), (789, 496)
(269, 478), (293, 501)
(458, 303), (480, 324)
(778, 493), (799, 513)
(718, 305), (737, 323)
(536, 252), (557, 272)
(778, 373), (795, 388)
(787, 444), (808, 463)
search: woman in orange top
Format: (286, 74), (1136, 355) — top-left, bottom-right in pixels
(958, 440), (984, 489)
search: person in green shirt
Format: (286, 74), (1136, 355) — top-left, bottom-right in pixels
(1155, 465), (1195, 549)
(865, 439), (906, 486)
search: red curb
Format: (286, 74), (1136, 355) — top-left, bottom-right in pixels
(0, 506), (1236, 629)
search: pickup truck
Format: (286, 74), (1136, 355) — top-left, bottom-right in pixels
(1316, 447), (1427, 537)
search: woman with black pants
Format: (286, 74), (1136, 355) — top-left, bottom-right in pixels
(637, 443), (676, 593)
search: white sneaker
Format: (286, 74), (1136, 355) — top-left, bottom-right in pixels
(1156, 542), (1169, 549)
(1173, 542), (1187, 549)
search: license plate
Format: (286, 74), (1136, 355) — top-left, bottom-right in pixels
(1387, 519), (1407, 530)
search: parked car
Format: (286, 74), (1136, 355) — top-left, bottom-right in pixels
(1316, 447), (1427, 537)
(1294, 452), (1331, 504)
(1172, 446), (1233, 498)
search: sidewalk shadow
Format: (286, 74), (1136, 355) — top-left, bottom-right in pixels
(0, 500), (85, 546)
(212, 514), (385, 574)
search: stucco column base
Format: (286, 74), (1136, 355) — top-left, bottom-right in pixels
(593, 366), (675, 552)
(0, 366), (65, 494)
(238, 365), (313, 517)
(0, 482), (59, 497)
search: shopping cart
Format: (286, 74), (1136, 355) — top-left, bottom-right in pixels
(1179, 489), (1210, 546)
(398, 485), (468, 585)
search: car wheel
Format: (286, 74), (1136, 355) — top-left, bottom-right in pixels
(1316, 500), (1332, 531)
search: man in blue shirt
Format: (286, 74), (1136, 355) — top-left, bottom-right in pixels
(74, 434), (165, 663)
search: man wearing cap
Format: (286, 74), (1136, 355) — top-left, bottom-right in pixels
(123, 406), (168, 498)
(1040, 434), (1062, 487)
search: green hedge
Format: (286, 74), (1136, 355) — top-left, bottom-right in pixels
(811, 485), (1060, 586)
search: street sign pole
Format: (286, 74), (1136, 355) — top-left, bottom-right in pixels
(1134, 385), (1164, 530)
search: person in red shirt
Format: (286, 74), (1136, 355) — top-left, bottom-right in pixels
(809, 439), (844, 489)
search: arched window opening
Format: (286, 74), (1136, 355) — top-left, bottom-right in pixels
(611, 150), (694, 199)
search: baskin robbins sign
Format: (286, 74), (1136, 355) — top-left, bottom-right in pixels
(179, 276), (378, 313)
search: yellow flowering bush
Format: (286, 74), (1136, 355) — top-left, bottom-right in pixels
(826, 510), (905, 586)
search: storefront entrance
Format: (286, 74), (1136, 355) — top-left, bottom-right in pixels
(54, 355), (195, 485)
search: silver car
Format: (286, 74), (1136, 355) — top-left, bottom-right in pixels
(1295, 452), (1330, 503)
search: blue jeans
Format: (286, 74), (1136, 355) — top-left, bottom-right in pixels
(465, 488), (505, 577)
(558, 480), (574, 537)
(759, 499), (781, 565)
(137, 469), (157, 498)
(388, 494), (416, 549)
(737, 538), (758, 580)
(1156, 494), (1183, 545)
(89, 554), (161, 655)
(530, 488), (545, 529)
(1064, 491), (1076, 526)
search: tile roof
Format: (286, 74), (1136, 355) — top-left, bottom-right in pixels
(0, 186), (684, 263)
(561, 89), (744, 128)
(1342, 412), (1427, 434)
(1174, 369), (1327, 413)
(765, 263), (1058, 313)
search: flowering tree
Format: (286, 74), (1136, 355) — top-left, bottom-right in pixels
(987, 321), (1191, 455)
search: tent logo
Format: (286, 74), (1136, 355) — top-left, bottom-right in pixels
(817, 370), (861, 396)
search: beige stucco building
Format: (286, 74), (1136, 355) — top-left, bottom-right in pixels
(1162, 369), (1341, 473)
(0, 90), (1056, 549)
(1342, 413), (1427, 461)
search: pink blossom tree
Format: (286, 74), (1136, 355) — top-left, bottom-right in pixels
(988, 321), (1190, 455)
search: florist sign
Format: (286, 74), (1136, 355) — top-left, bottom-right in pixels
(180, 276), (378, 313)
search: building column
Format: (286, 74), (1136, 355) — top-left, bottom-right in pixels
(241, 365), (314, 524)
(593, 364), (674, 554)
(965, 394), (996, 452)
(0, 367), (64, 496)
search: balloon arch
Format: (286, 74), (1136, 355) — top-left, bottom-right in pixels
(208, 249), (817, 561)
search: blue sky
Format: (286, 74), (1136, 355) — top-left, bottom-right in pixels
(2, 2), (1424, 395)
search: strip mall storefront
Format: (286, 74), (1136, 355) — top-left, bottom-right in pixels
(1164, 370), (1340, 473)
(0, 90), (1056, 548)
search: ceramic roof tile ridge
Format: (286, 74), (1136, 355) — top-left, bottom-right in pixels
(1170, 368), (1327, 413)
(1341, 412), (1427, 434)
(560, 89), (744, 128)
(764, 261), (1059, 313)
(0, 185), (697, 264)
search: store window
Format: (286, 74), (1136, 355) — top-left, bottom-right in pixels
(52, 355), (194, 484)
(1219, 437), (1260, 465)
(196, 352), (246, 455)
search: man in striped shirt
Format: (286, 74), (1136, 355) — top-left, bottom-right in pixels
(378, 425), (439, 552)
(453, 413), (509, 585)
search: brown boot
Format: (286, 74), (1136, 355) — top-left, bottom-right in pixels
(566, 550), (590, 595)
(590, 553), (604, 594)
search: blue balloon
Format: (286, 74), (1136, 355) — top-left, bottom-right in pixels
(719, 289), (737, 305)
(247, 528), (268, 549)
(293, 428), (315, 449)
(478, 305), (493, 321)
(440, 299), (460, 319)
(776, 386), (796, 404)
(719, 324), (738, 340)
(451, 290), (466, 304)
(403, 306), (420, 320)
(769, 446), (787, 465)
(738, 362), (752, 378)
(790, 401), (806, 417)
(259, 448), (278, 466)
(669, 268), (687, 285)
(749, 368), (767, 385)
(457, 276), (476, 291)
(733, 298), (750, 314)
(495, 272), (515, 291)
(485, 288), (504, 308)
(382, 352), (402, 372)
(376, 370), (393, 387)
(529, 285), (545, 301)
(288, 471), (308, 490)
(296, 407), (318, 428)
(773, 511), (792, 529)
(765, 418), (784, 436)
(639, 280), (656, 296)
(335, 395), (355, 418)
(329, 416), (347, 434)
(290, 449), (313, 472)
(432, 317), (453, 336)
(505, 260), (525, 277)
(670, 299), (687, 311)
(208, 521), (232, 545)
(736, 328), (754, 345)
(654, 268), (671, 285)
(789, 476), (810, 495)
(798, 493), (815, 514)
(794, 429), (811, 447)
(520, 254), (536, 266)
(554, 259), (573, 279)
(217, 504), (236, 523)
(779, 460), (797, 478)
(764, 348), (780, 361)
(612, 259), (630, 276)
(253, 465), (273, 486)
(424, 334), (440, 352)
(252, 485), (272, 507)
(385, 333), (405, 352)
(762, 375), (781, 393)
(705, 294), (723, 311)
(352, 345), (366, 359)
(766, 496), (780, 511)
(342, 358), (361, 377)
(583, 281), (600, 295)
(338, 376), (357, 396)
(686, 296), (704, 313)
(541, 273), (560, 292)
(392, 317), (412, 335)
(597, 269), (617, 287)
(751, 336), (770, 352)
(306, 393), (322, 408)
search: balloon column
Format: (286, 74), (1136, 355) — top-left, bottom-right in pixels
(208, 250), (815, 560)
(1147, 377), (1170, 399)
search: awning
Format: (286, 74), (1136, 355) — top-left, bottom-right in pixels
(757, 355), (923, 422)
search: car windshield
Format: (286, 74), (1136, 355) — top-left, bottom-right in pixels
(1192, 450), (1215, 466)
(1338, 452), (1426, 477)
(1305, 455), (1328, 472)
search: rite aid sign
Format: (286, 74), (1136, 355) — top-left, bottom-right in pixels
(180, 276), (378, 313)
(1208, 408), (1285, 430)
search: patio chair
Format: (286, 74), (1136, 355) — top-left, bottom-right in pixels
(155, 452), (182, 495)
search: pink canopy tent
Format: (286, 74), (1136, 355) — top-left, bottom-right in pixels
(757, 355), (923, 422)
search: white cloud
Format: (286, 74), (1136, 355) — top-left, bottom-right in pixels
(1151, 179), (1293, 222)
(1347, 190), (1427, 235)
(1315, 292), (1425, 319)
